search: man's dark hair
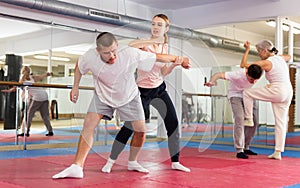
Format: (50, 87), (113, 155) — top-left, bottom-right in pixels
(247, 64), (263, 79)
(96, 32), (117, 48)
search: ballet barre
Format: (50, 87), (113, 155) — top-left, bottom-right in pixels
(0, 81), (96, 150)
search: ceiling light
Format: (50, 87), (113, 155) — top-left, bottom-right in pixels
(282, 24), (290, 32)
(34, 55), (70, 62)
(266, 19), (300, 34)
(266, 19), (276, 27)
(19, 50), (48, 56)
(53, 44), (92, 56)
(291, 28), (300, 34)
(65, 50), (86, 55)
(266, 20), (289, 31)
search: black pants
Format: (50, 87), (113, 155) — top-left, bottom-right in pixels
(110, 82), (180, 162)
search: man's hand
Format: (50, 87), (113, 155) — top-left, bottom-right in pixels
(181, 57), (191, 69)
(70, 88), (79, 103)
(204, 81), (216, 87)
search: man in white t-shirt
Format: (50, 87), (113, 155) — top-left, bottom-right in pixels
(205, 64), (263, 159)
(52, 32), (191, 179)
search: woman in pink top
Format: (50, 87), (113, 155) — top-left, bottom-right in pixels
(102, 14), (190, 173)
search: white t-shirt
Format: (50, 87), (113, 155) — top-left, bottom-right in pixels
(25, 76), (48, 102)
(78, 47), (156, 108)
(225, 68), (253, 99)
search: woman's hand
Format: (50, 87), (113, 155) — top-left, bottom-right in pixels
(244, 41), (251, 51)
(173, 56), (183, 67)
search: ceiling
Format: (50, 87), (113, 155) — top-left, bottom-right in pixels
(1, 0), (300, 69)
(3, 0), (300, 39)
(128, 0), (230, 10)
(128, 0), (300, 34)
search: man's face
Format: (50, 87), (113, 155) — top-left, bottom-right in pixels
(98, 41), (118, 64)
(246, 74), (257, 84)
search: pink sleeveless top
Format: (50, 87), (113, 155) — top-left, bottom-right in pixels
(136, 43), (168, 88)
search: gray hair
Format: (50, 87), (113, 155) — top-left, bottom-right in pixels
(255, 39), (278, 54)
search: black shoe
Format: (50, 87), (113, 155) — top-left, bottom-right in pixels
(18, 133), (30, 137)
(236, 152), (248, 159)
(244, 149), (257, 155)
(45, 132), (54, 136)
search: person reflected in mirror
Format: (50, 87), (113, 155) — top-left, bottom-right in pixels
(181, 94), (194, 128)
(2, 66), (53, 137)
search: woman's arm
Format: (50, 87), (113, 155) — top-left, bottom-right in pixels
(128, 37), (164, 49)
(281, 54), (291, 62)
(156, 54), (191, 69)
(161, 64), (178, 76)
(1, 86), (16, 93)
(32, 72), (52, 82)
(240, 41), (251, 68)
(240, 41), (272, 71)
(161, 56), (183, 76)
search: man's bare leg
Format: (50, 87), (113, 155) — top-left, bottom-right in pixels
(52, 112), (101, 178)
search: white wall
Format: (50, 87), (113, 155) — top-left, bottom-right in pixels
(49, 76), (94, 115)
